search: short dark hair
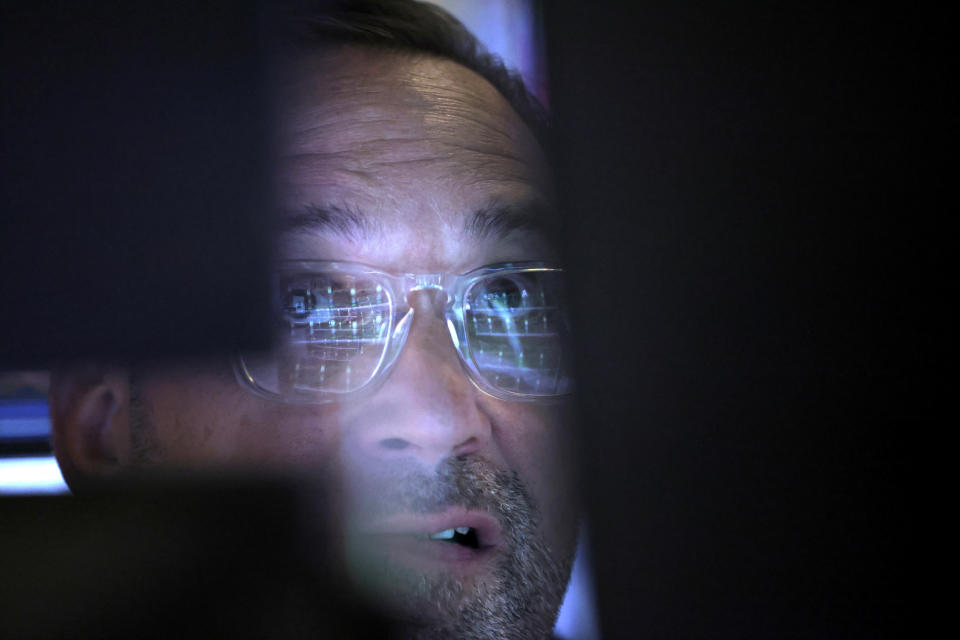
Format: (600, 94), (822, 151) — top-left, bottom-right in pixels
(277, 0), (551, 149)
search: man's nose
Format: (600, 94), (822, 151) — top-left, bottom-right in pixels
(344, 290), (491, 468)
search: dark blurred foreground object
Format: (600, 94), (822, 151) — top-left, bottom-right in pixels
(0, 475), (388, 639)
(546, 1), (945, 637)
(0, 1), (273, 367)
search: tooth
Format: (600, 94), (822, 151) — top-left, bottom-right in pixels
(455, 527), (471, 535)
(430, 528), (455, 540)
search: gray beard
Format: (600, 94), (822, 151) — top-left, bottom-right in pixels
(344, 456), (574, 640)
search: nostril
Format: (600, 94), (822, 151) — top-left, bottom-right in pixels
(379, 437), (410, 451)
(452, 436), (480, 457)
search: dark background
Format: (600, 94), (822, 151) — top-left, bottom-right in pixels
(547, 2), (945, 637)
(1, 1), (946, 637)
(0, 1), (273, 366)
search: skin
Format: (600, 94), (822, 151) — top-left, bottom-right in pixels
(51, 46), (579, 638)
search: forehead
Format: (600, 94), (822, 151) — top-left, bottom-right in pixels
(274, 47), (556, 272)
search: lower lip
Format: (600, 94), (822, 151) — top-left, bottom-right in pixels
(358, 533), (497, 572)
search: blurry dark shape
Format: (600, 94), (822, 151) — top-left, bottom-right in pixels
(0, 1), (273, 368)
(546, 0), (942, 637)
(0, 474), (389, 639)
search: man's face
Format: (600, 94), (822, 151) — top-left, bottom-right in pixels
(81, 48), (578, 638)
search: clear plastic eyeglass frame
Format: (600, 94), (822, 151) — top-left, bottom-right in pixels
(233, 260), (574, 405)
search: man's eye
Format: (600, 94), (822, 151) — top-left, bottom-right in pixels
(282, 288), (318, 318)
(275, 274), (390, 327)
(473, 275), (538, 311)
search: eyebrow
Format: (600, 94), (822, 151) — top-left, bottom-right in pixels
(463, 200), (556, 242)
(278, 203), (380, 243)
(278, 199), (556, 243)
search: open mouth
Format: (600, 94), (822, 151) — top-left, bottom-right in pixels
(354, 509), (503, 571)
(427, 526), (481, 549)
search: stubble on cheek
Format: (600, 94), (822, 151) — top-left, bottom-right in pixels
(128, 366), (345, 477)
(127, 375), (162, 466)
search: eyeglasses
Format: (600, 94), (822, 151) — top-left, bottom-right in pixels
(234, 261), (574, 404)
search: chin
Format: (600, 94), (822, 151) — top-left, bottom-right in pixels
(333, 454), (576, 639)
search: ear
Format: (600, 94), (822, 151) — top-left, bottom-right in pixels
(48, 364), (131, 491)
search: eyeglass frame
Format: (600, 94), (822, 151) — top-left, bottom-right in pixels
(232, 260), (574, 405)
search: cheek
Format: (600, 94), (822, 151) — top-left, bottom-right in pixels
(231, 401), (344, 470)
(488, 402), (579, 532)
(138, 366), (343, 471)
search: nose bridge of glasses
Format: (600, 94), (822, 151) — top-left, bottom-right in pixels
(397, 272), (463, 362)
(402, 272), (454, 310)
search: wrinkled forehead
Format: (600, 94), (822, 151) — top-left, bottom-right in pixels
(271, 47), (555, 269)
(277, 46), (547, 183)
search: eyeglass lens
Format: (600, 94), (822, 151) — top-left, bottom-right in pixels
(240, 268), (570, 401)
(243, 272), (395, 399)
(463, 271), (569, 395)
